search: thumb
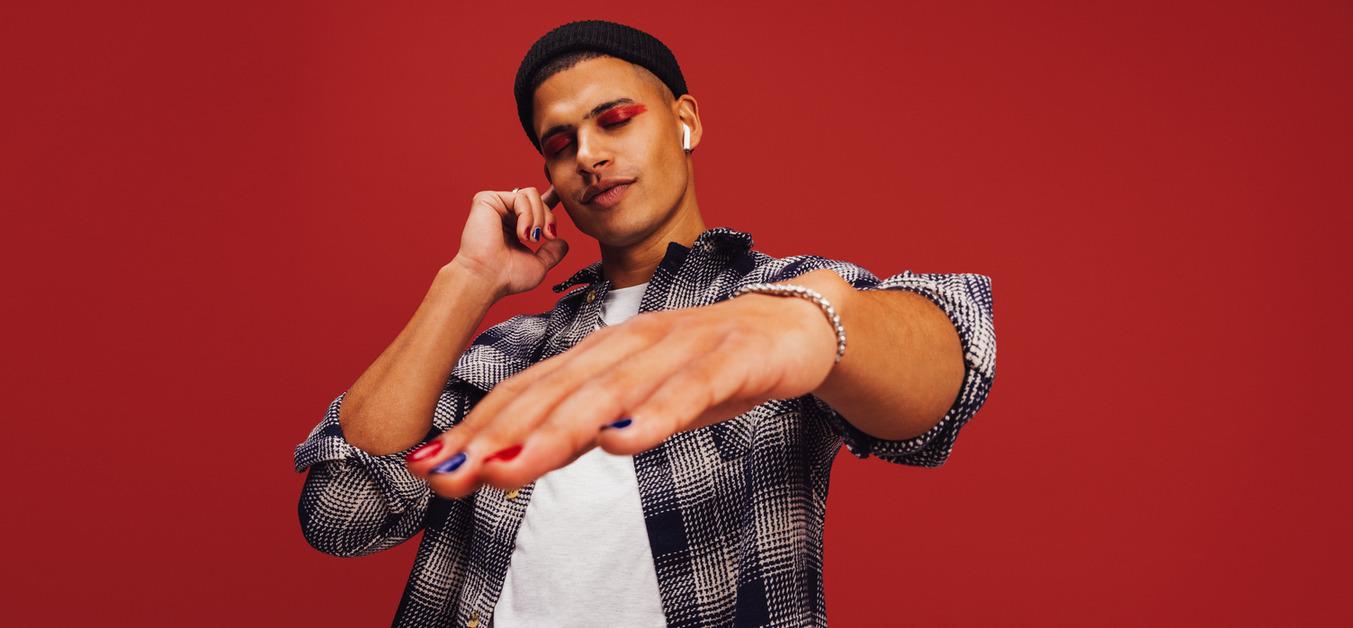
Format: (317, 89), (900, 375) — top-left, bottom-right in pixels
(533, 237), (569, 270)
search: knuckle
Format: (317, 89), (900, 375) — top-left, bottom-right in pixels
(694, 376), (719, 412)
(538, 422), (591, 459)
(451, 416), (483, 442)
(575, 379), (626, 411)
(720, 324), (760, 349)
(657, 372), (709, 414)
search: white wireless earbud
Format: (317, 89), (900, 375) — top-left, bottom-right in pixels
(682, 123), (692, 151)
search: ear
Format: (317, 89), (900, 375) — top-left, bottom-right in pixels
(674, 94), (702, 154)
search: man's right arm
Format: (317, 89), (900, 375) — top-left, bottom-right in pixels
(340, 260), (501, 457)
(292, 260), (500, 557)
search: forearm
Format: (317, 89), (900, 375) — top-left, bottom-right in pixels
(341, 260), (500, 456)
(785, 270), (966, 441)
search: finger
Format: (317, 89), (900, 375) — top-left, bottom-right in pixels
(406, 324), (645, 496)
(596, 333), (757, 457)
(476, 189), (516, 221)
(533, 236), (569, 269)
(397, 323), (681, 500)
(525, 186), (546, 242)
(404, 353), (578, 489)
(511, 188), (534, 245)
(455, 317), (679, 490)
(406, 376), (569, 499)
(531, 188), (555, 241)
(481, 315), (641, 393)
(422, 433), (500, 499)
(539, 186), (558, 239)
(480, 415), (604, 491)
(478, 321), (725, 489)
(460, 318), (667, 443)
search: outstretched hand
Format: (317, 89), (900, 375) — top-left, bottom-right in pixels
(404, 271), (848, 499)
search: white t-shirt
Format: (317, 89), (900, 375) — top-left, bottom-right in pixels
(491, 281), (666, 627)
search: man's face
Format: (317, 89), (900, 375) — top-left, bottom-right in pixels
(533, 55), (692, 245)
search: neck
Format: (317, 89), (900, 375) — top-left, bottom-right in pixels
(598, 185), (705, 289)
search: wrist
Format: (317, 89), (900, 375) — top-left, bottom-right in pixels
(770, 269), (854, 313)
(766, 269), (855, 371)
(440, 257), (507, 302)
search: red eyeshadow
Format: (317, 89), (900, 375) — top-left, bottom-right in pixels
(542, 103), (648, 156)
(543, 133), (570, 155)
(597, 103), (646, 125)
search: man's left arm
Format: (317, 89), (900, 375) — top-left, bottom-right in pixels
(767, 264), (997, 466)
(404, 259), (997, 498)
(777, 269), (967, 440)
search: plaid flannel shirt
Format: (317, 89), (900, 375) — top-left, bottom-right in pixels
(293, 226), (996, 627)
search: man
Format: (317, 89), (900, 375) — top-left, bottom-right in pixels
(293, 19), (996, 627)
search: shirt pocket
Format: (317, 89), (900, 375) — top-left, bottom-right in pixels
(706, 401), (797, 461)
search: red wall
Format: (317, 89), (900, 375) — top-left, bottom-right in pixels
(4, 1), (1349, 625)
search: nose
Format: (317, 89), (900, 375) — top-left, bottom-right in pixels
(574, 126), (611, 178)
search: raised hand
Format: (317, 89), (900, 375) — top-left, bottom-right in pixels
(452, 186), (567, 298)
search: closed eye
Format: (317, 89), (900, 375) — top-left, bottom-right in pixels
(544, 103), (646, 158)
(596, 104), (645, 126)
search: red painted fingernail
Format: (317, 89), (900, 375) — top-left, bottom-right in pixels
(485, 444), (522, 462)
(547, 223), (556, 237)
(406, 439), (444, 462)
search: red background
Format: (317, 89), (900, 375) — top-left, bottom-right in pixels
(4, 1), (1350, 625)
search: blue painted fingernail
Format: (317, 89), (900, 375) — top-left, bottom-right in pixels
(602, 417), (633, 430)
(430, 452), (467, 474)
(533, 227), (541, 241)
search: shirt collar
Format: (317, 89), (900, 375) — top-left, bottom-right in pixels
(551, 226), (755, 293)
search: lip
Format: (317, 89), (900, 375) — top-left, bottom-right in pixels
(587, 182), (632, 209)
(581, 177), (637, 205)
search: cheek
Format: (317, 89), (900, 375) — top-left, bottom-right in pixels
(654, 137), (687, 179)
(546, 163), (571, 189)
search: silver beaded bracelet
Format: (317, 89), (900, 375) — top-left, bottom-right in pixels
(729, 282), (847, 364)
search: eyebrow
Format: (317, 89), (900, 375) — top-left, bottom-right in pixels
(538, 97), (637, 145)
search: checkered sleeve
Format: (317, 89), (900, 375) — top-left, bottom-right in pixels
(763, 255), (996, 467)
(292, 379), (477, 557)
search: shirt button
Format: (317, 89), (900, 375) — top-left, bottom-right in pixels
(468, 610), (479, 627)
(585, 290), (596, 303)
(505, 488), (519, 501)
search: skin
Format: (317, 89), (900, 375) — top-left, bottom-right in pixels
(402, 55), (966, 499)
(536, 55), (708, 289)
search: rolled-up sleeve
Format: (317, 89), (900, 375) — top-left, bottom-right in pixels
(292, 378), (479, 557)
(760, 256), (997, 467)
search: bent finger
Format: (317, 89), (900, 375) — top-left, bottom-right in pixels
(511, 188), (534, 245)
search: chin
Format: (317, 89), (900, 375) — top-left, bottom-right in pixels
(586, 213), (650, 246)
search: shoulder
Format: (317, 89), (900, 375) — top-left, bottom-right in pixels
(739, 249), (885, 288)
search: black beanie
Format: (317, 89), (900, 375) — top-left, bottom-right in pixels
(513, 20), (688, 153)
